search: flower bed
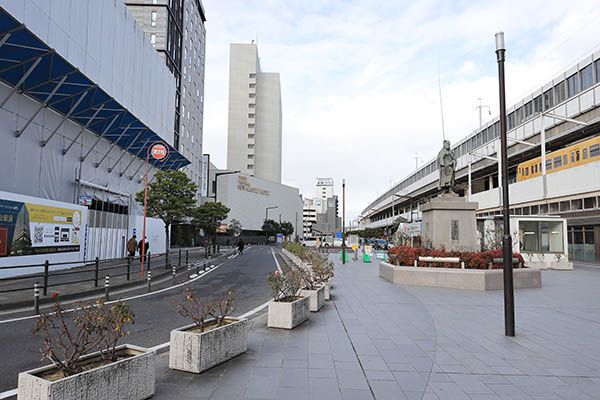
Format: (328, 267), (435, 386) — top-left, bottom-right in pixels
(387, 246), (525, 269)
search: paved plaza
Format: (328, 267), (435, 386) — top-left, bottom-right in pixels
(153, 254), (600, 399)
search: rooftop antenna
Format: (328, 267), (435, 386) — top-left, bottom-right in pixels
(476, 98), (491, 129)
(438, 66), (446, 141)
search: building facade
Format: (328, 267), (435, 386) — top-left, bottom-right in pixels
(361, 50), (600, 262)
(227, 43), (282, 183)
(124, 0), (206, 193)
(0, 1), (189, 269)
(302, 178), (341, 237)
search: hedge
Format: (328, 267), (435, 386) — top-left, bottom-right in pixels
(387, 246), (525, 269)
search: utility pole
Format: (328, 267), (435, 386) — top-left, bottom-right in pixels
(342, 179), (346, 264)
(495, 31), (515, 337)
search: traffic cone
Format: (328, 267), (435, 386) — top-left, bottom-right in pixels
(363, 251), (371, 263)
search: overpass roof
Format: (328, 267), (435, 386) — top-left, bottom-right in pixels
(0, 7), (190, 171)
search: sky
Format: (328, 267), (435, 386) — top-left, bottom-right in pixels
(201, 0), (600, 224)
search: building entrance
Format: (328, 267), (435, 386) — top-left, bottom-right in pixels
(567, 225), (598, 262)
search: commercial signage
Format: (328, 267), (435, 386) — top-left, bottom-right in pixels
(237, 176), (270, 196)
(0, 198), (82, 257)
(78, 196), (92, 206)
(276, 233), (283, 244)
(150, 143), (168, 160)
(216, 223), (227, 233)
(398, 222), (422, 237)
(200, 154), (210, 197)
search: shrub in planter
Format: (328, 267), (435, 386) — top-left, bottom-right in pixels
(19, 299), (154, 400)
(312, 256), (334, 300)
(387, 246), (525, 269)
(266, 268), (310, 329)
(169, 288), (248, 373)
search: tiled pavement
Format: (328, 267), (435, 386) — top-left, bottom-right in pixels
(153, 255), (600, 399)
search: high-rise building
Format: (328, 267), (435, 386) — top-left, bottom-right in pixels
(315, 178), (334, 213)
(227, 43), (282, 183)
(124, 0), (206, 191)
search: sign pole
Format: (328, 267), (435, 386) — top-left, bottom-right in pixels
(141, 142), (169, 278)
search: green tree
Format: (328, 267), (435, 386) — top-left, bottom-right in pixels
(390, 216), (408, 235)
(262, 219), (280, 239)
(280, 221), (294, 238)
(135, 170), (197, 264)
(192, 202), (230, 247)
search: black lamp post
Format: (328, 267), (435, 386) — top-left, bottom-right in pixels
(495, 31), (515, 337)
(342, 179), (346, 264)
(213, 170), (240, 202)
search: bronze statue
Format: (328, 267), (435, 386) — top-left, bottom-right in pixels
(437, 139), (455, 193)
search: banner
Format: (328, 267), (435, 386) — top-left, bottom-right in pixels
(0, 198), (82, 257)
(200, 154), (210, 197)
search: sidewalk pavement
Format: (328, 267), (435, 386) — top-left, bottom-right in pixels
(153, 254), (600, 400)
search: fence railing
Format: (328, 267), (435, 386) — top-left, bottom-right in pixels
(0, 246), (227, 297)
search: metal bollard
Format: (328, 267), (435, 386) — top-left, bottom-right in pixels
(203, 262), (207, 272)
(147, 252), (151, 271)
(33, 282), (40, 315)
(461, 261), (465, 269)
(104, 276), (110, 301)
(217, 244), (220, 254)
(178, 249), (182, 267)
(94, 257), (99, 287)
(172, 264), (177, 285)
(185, 250), (189, 265)
(195, 261), (200, 275)
(147, 270), (152, 292)
(414, 259), (417, 267)
(187, 263), (191, 278)
(43, 260), (49, 296)
(127, 256), (131, 281)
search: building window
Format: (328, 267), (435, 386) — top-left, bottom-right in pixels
(151, 11), (157, 27)
(249, 73), (256, 78)
(248, 154), (254, 159)
(583, 148), (588, 159)
(248, 113), (255, 118)
(590, 144), (600, 158)
(249, 93), (255, 99)
(519, 221), (564, 252)
(248, 144), (254, 149)
(524, 101), (533, 119)
(249, 103), (255, 109)
(581, 64), (593, 91)
(553, 156), (561, 168)
(543, 89), (553, 110)
(248, 123), (255, 128)
(533, 96), (542, 114)
(567, 73), (579, 97)
(555, 81), (566, 103)
(248, 134), (255, 139)
(595, 59), (600, 84)
(247, 164), (254, 169)
(249, 83), (256, 88)
(150, 33), (156, 47)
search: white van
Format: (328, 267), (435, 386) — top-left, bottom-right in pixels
(301, 237), (318, 247)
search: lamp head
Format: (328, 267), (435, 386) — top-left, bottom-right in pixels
(495, 32), (505, 51)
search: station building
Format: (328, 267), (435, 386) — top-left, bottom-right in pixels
(361, 49), (600, 263)
(0, 1), (189, 268)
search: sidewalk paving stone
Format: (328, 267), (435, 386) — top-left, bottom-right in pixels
(152, 257), (600, 399)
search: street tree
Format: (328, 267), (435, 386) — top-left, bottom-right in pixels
(280, 221), (294, 239)
(192, 202), (230, 248)
(135, 170), (197, 265)
(262, 219), (280, 239)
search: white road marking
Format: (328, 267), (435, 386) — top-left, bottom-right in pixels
(271, 247), (283, 273)
(0, 389), (16, 399)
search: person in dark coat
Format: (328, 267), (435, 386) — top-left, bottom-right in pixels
(238, 239), (244, 255)
(126, 235), (137, 257)
(138, 236), (149, 261)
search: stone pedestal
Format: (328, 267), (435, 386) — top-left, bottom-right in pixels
(421, 193), (479, 251)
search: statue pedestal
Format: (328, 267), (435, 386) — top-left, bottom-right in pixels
(421, 193), (479, 251)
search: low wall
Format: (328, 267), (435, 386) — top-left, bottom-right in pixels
(379, 262), (542, 291)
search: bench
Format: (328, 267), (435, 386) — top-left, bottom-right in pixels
(489, 257), (522, 269)
(417, 256), (465, 269)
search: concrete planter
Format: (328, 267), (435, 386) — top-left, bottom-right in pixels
(17, 344), (155, 400)
(379, 261), (542, 291)
(299, 285), (325, 312)
(324, 281), (331, 300)
(267, 296), (310, 329)
(169, 317), (248, 373)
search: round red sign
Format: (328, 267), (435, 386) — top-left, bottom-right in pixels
(151, 144), (168, 160)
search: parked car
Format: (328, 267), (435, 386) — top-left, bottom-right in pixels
(368, 239), (388, 250)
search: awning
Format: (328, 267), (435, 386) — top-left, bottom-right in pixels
(0, 6), (190, 172)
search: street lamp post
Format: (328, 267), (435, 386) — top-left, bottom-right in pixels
(495, 31), (515, 337)
(213, 170), (240, 201)
(342, 179), (346, 265)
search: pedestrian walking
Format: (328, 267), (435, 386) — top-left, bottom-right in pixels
(238, 238), (244, 255)
(138, 236), (149, 261)
(126, 235), (137, 257)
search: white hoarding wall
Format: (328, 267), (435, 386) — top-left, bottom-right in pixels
(0, 190), (87, 277)
(218, 174), (302, 236)
(129, 215), (167, 256)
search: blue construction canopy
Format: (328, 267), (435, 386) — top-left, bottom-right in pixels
(0, 7), (190, 171)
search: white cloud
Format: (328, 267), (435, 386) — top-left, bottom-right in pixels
(201, 0), (600, 221)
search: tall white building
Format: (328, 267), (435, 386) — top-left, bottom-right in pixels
(314, 178), (334, 213)
(227, 43), (282, 183)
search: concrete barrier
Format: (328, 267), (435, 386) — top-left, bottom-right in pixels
(379, 261), (542, 290)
